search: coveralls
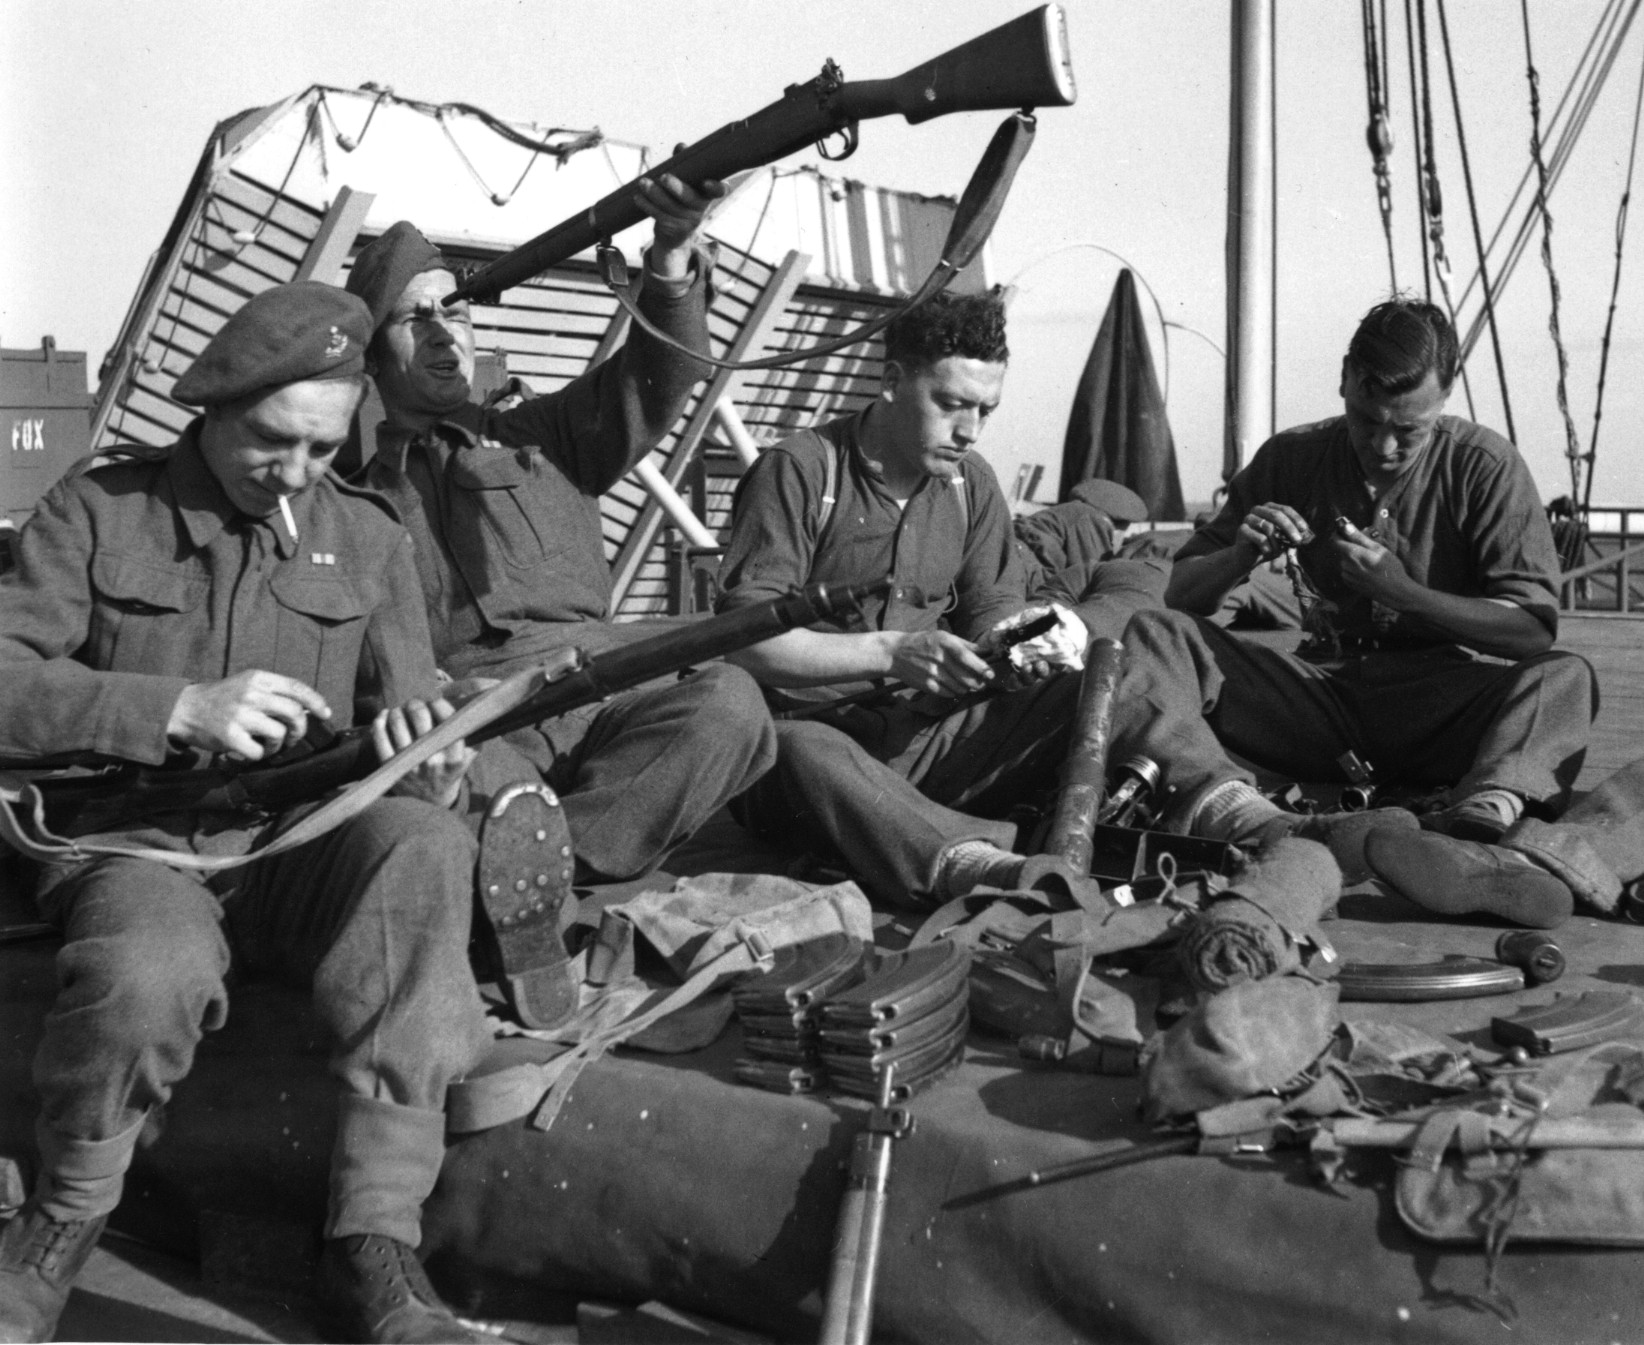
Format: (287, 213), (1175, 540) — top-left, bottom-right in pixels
(0, 432), (491, 1244)
(1120, 414), (1596, 825)
(364, 260), (775, 881)
(717, 410), (1081, 906)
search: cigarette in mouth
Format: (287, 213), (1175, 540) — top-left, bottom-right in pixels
(278, 494), (298, 543)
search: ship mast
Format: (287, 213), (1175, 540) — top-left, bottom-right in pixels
(1224, 0), (1276, 484)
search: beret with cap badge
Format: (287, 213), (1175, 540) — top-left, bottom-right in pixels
(345, 219), (447, 334)
(172, 281), (371, 406)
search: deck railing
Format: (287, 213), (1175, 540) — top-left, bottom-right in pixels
(1559, 505), (1644, 614)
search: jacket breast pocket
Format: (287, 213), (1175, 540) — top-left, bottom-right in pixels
(269, 571), (378, 707)
(449, 451), (560, 571)
(87, 551), (208, 674)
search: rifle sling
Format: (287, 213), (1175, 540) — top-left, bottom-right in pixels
(0, 657), (558, 874)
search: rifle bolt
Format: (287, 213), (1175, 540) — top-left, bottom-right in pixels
(536, 874), (549, 886)
(535, 829), (548, 842)
(515, 879), (528, 892)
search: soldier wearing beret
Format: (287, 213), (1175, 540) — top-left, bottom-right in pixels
(343, 176), (775, 890)
(0, 283), (497, 1343)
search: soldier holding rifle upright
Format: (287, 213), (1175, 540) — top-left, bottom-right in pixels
(343, 175), (775, 888)
(0, 285), (498, 1344)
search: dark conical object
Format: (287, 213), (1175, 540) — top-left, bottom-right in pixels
(1058, 269), (1185, 521)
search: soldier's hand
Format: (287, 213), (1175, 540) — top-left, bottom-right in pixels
(888, 630), (995, 698)
(167, 670), (330, 761)
(1236, 502), (1313, 564)
(373, 697), (476, 810)
(637, 173), (727, 277)
(1332, 520), (1415, 602)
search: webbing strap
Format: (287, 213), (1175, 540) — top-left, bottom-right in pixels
(446, 929), (777, 1135)
(0, 657), (560, 873)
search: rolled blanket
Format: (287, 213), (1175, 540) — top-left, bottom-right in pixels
(1178, 837), (1340, 994)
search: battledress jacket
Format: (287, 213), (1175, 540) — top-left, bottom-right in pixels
(363, 260), (712, 678)
(0, 426), (441, 858)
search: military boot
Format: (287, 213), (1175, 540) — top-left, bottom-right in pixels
(316, 1233), (490, 1344)
(1499, 759), (1644, 915)
(1365, 829), (1574, 929)
(1250, 806), (1420, 885)
(0, 1201), (108, 1343)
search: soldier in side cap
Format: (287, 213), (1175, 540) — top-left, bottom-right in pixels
(344, 178), (775, 896)
(0, 282), (499, 1344)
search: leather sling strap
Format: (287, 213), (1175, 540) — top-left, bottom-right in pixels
(0, 656), (561, 874)
(447, 927), (776, 1135)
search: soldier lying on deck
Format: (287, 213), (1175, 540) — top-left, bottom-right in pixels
(1123, 297), (1595, 864)
(340, 176), (775, 887)
(0, 285), (496, 1344)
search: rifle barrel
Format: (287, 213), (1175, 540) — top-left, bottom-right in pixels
(446, 5), (1073, 304)
(32, 579), (885, 837)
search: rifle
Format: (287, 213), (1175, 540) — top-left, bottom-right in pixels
(445, 5), (1076, 308)
(818, 1063), (913, 1345)
(16, 579), (884, 842)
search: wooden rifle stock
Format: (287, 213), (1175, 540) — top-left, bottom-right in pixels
(446, 5), (1075, 304)
(30, 579), (886, 839)
(819, 1064), (912, 1345)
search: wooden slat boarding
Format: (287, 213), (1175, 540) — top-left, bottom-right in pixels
(99, 170), (324, 450)
(1556, 615), (1644, 791)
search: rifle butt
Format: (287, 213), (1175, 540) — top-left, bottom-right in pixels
(447, 6), (1075, 303)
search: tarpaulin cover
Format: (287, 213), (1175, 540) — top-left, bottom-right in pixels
(1059, 268), (1186, 523)
(6, 866), (1644, 1342)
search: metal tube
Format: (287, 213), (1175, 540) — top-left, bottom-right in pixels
(713, 398), (763, 468)
(630, 457), (718, 549)
(1039, 638), (1124, 873)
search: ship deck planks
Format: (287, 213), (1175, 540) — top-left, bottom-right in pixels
(1559, 613), (1644, 790)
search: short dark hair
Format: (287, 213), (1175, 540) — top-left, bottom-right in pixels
(884, 289), (1009, 368)
(1345, 297), (1460, 394)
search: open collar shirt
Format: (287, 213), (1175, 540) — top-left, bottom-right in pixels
(1179, 414), (1562, 646)
(714, 408), (1027, 704)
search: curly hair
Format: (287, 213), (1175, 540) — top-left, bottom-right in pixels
(883, 289), (1010, 368)
(1346, 297), (1460, 394)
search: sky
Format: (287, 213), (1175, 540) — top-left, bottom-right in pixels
(4, 0), (1643, 509)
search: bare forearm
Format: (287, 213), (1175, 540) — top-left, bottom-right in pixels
(1384, 589), (1552, 659)
(1166, 544), (1262, 615)
(726, 628), (900, 689)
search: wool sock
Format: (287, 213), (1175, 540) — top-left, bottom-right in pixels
(935, 840), (1027, 898)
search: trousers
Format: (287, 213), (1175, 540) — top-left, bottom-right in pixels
(736, 674), (1081, 906)
(502, 662), (776, 882)
(30, 797), (491, 1238)
(1111, 609), (1596, 823)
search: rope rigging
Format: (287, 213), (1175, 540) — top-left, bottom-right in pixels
(1518, 0), (1584, 504)
(1583, 26), (1644, 515)
(1454, 0), (1642, 360)
(1406, 0), (1479, 423)
(1434, 0), (1516, 441)
(1360, 0), (1400, 290)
